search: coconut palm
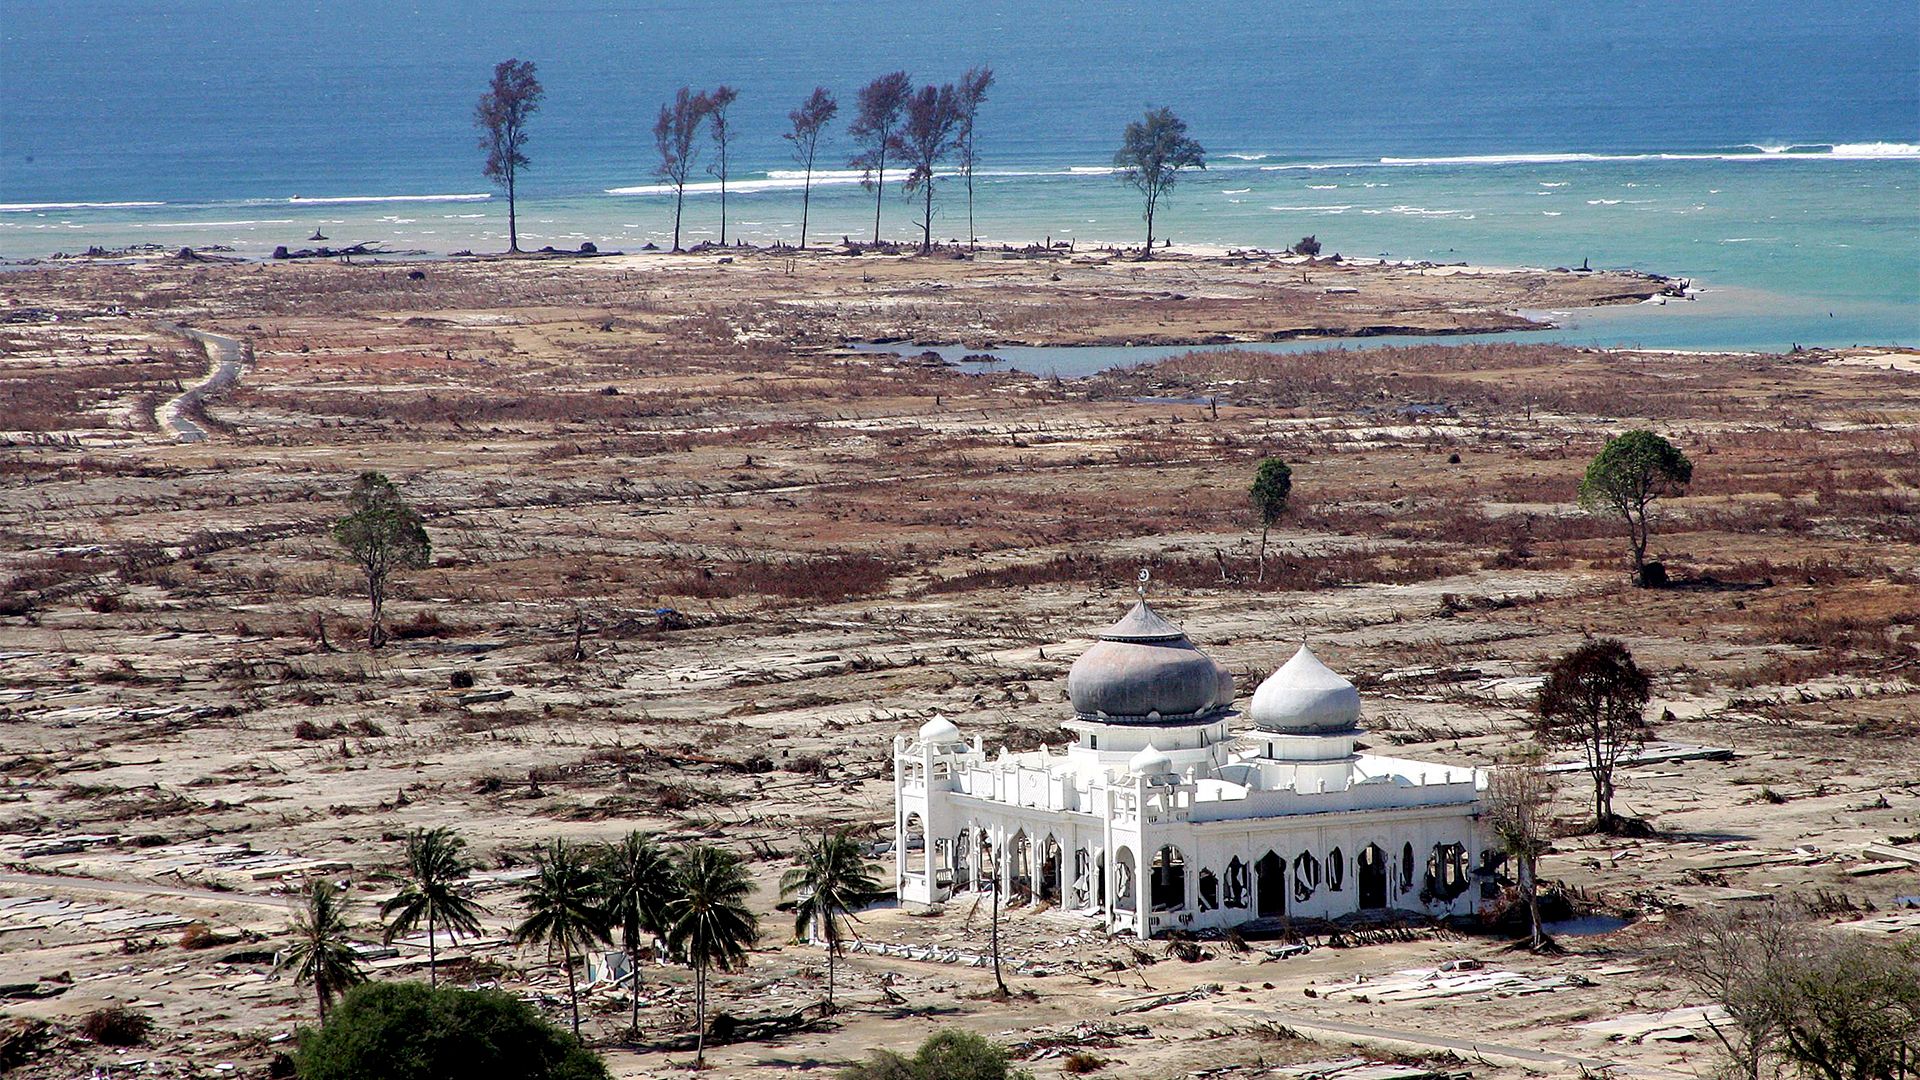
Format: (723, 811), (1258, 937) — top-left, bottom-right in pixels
(511, 838), (611, 1038)
(380, 827), (487, 987)
(779, 829), (883, 1012)
(664, 844), (759, 1069)
(596, 830), (676, 1036)
(276, 881), (367, 1021)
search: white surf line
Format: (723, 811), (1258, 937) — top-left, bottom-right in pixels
(160, 325), (247, 443)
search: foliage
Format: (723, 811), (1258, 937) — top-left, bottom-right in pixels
(1578, 430), (1693, 582)
(706, 85), (740, 245)
(596, 830), (676, 1034)
(331, 471), (429, 650)
(512, 839), (611, 1037)
(474, 59), (543, 253)
(839, 1030), (1033, 1080)
(1482, 744), (1554, 949)
(665, 844), (760, 1067)
(892, 82), (963, 253)
(1533, 638), (1651, 828)
(1292, 235), (1322, 256)
(276, 882), (367, 1021)
(784, 87), (840, 250)
(779, 829), (884, 1011)
(1112, 107), (1206, 254)
(80, 1005), (151, 1046)
(380, 827), (486, 988)
(293, 981), (609, 1080)
(654, 86), (711, 251)
(849, 71), (915, 244)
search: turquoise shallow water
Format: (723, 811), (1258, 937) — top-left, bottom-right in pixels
(3, 1), (1915, 348)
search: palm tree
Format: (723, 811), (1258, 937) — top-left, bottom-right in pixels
(779, 829), (882, 1013)
(276, 881), (367, 1021)
(380, 827), (487, 987)
(597, 830), (676, 1036)
(511, 838), (611, 1038)
(664, 844), (759, 1069)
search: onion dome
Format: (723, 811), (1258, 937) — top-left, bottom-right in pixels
(1250, 645), (1361, 734)
(1066, 600), (1235, 723)
(918, 715), (961, 746)
(1128, 743), (1173, 777)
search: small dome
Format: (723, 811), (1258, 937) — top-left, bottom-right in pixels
(1250, 645), (1361, 733)
(1128, 743), (1173, 776)
(1066, 601), (1234, 723)
(917, 715), (961, 745)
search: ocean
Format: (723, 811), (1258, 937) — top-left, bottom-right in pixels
(3, 0), (1915, 350)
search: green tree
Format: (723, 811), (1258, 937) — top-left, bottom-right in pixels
(1248, 458), (1292, 583)
(779, 829), (884, 1013)
(1483, 744), (1554, 950)
(664, 844), (759, 1069)
(1113, 107), (1205, 256)
(475, 59), (543, 255)
(894, 81), (962, 254)
(294, 982), (609, 1080)
(380, 827), (486, 988)
(276, 882), (367, 1021)
(596, 830), (676, 1036)
(512, 839), (611, 1039)
(1533, 638), (1651, 830)
(1578, 430), (1693, 584)
(706, 85), (740, 245)
(1768, 937), (1920, 1080)
(331, 471), (430, 649)
(955, 67), (994, 249)
(654, 87), (711, 252)
(839, 1029), (1033, 1080)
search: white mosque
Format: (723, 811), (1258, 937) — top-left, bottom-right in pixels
(892, 590), (1488, 938)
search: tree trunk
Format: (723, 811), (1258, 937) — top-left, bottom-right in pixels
(507, 172), (519, 254)
(1522, 853), (1542, 949)
(922, 180), (934, 254)
(673, 185), (685, 252)
(966, 168), (976, 249)
(990, 875), (1007, 996)
(1143, 199), (1156, 260)
(564, 941), (579, 1037)
(1257, 523), (1271, 583)
(800, 167), (812, 250)
(694, 962), (707, 1067)
(367, 573), (385, 650)
(317, 981), (329, 1021)
(871, 154), (886, 245)
(629, 941), (642, 1034)
(719, 170), (728, 246)
(825, 937), (836, 1013)
(428, 910), (436, 988)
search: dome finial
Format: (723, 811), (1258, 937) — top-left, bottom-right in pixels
(1136, 566), (1151, 602)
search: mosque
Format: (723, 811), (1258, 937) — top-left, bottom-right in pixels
(892, 587), (1488, 937)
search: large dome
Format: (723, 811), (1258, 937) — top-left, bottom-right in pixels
(1250, 645), (1361, 733)
(1066, 601), (1234, 723)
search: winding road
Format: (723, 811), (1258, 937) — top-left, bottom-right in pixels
(160, 325), (246, 442)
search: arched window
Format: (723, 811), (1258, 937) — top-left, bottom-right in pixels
(1402, 841), (1416, 889)
(1326, 847), (1345, 892)
(1293, 851), (1322, 903)
(1423, 842), (1470, 902)
(1224, 857), (1250, 909)
(1198, 869), (1219, 911)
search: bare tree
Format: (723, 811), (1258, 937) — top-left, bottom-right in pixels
(1113, 107), (1206, 257)
(654, 87), (710, 252)
(848, 71), (913, 245)
(894, 82), (962, 254)
(1672, 905), (1802, 1080)
(955, 66), (994, 249)
(1483, 744), (1555, 950)
(706, 85), (739, 246)
(784, 88), (838, 251)
(1533, 637), (1652, 830)
(475, 59), (543, 254)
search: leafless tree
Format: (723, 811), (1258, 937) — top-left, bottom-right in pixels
(848, 71), (913, 245)
(784, 87), (838, 250)
(653, 87), (710, 252)
(1483, 744), (1555, 950)
(1672, 905), (1802, 1080)
(706, 85), (739, 245)
(475, 59), (543, 254)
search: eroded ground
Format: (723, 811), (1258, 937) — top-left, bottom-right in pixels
(1, 251), (1916, 1079)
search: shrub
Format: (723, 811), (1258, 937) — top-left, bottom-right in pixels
(295, 982), (608, 1080)
(1291, 235), (1321, 257)
(840, 1029), (1032, 1080)
(80, 1005), (151, 1046)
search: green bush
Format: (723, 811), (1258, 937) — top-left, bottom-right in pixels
(294, 982), (607, 1080)
(840, 1029), (1032, 1080)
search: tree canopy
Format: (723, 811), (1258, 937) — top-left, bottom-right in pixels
(294, 981), (609, 1080)
(1113, 107), (1205, 255)
(1578, 430), (1693, 583)
(475, 59), (543, 254)
(1249, 457), (1292, 582)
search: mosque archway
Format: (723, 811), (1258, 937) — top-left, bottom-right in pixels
(1357, 843), (1388, 909)
(1149, 845), (1188, 911)
(1039, 835), (1063, 904)
(1255, 851), (1286, 918)
(1112, 846), (1137, 912)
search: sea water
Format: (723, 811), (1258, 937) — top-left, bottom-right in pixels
(2, 0), (1914, 350)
